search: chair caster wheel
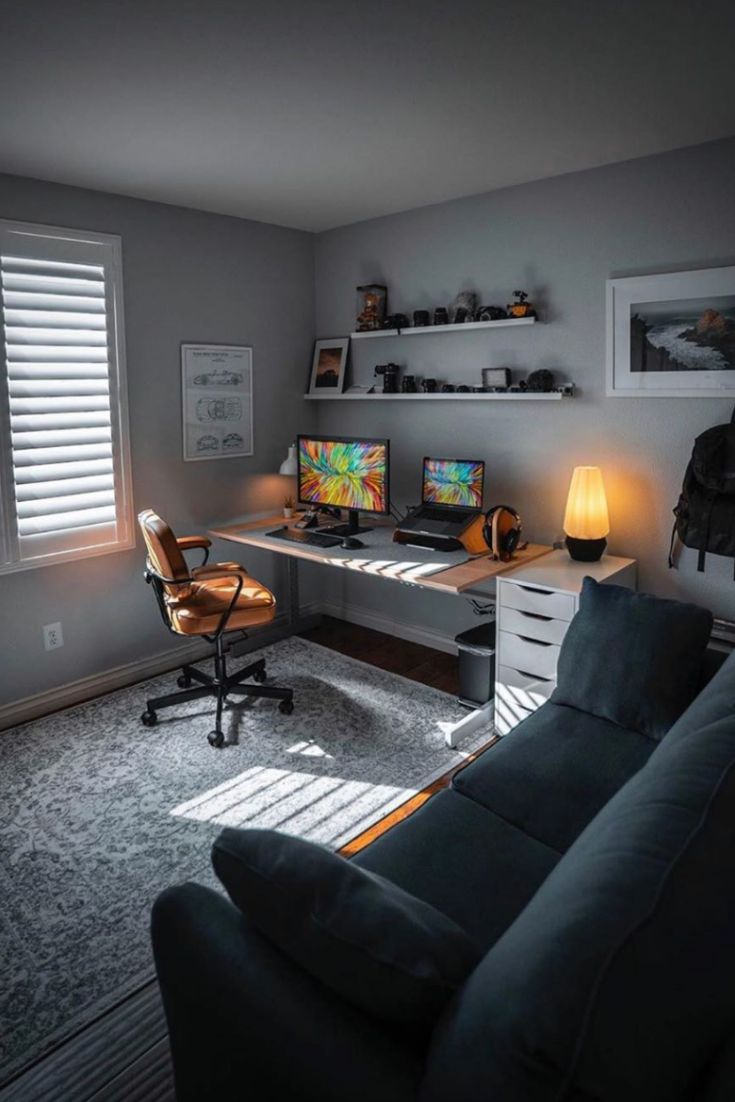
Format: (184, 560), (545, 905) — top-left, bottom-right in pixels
(278, 699), (294, 715)
(208, 730), (225, 748)
(177, 673), (192, 689)
(253, 668), (267, 684)
(141, 710), (158, 727)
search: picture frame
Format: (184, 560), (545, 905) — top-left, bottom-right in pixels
(308, 337), (349, 395)
(181, 343), (254, 461)
(606, 265), (735, 397)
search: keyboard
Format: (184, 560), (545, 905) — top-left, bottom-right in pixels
(266, 526), (342, 548)
(414, 506), (472, 524)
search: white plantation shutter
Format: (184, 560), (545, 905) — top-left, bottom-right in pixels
(0, 221), (133, 571)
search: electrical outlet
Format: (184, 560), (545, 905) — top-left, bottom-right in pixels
(43, 622), (63, 651)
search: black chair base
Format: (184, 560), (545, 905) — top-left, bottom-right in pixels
(141, 636), (294, 748)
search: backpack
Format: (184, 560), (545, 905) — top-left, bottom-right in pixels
(669, 408), (735, 578)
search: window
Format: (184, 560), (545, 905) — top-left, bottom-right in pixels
(0, 220), (133, 572)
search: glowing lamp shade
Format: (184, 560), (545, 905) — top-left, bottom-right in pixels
(563, 466), (609, 561)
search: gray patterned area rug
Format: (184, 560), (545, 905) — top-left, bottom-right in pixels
(0, 636), (489, 1087)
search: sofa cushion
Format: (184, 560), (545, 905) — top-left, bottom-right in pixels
(661, 647), (735, 748)
(421, 707), (735, 1102)
(452, 703), (654, 851)
(354, 788), (561, 951)
(212, 827), (480, 1034)
(152, 882), (423, 1102)
(694, 1031), (735, 1102)
(551, 578), (712, 739)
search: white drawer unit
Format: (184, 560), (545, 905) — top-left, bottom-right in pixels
(499, 605), (570, 646)
(501, 583), (576, 622)
(497, 664), (557, 703)
(498, 631), (560, 680)
(494, 550), (636, 734)
(494, 665), (556, 734)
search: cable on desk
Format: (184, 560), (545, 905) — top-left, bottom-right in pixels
(389, 500), (408, 525)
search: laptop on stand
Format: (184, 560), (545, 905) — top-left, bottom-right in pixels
(397, 457), (485, 550)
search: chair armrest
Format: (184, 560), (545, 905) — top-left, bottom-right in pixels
(177, 535), (211, 568)
(152, 882), (422, 1102)
(177, 535), (212, 551)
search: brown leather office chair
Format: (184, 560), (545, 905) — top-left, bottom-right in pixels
(138, 509), (294, 748)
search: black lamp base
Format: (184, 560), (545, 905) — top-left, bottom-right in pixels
(565, 536), (607, 562)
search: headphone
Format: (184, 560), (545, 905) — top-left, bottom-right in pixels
(483, 505), (523, 561)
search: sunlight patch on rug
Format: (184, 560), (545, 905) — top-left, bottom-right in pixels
(170, 765), (417, 841)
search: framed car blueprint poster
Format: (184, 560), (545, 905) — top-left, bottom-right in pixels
(181, 344), (254, 461)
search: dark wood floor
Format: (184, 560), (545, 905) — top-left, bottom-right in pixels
(0, 617), (462, 1102)
(301, 615), (460, 695)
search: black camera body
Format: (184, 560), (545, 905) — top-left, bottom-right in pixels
(375, 362), (401, 393)
(383, 313), (409, 330)
(526, 369), (555, 392)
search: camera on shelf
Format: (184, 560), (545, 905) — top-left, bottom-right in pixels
(526, 369), (555, 392)
(374, 363), (401, 393)
(382, 313), (409, 330)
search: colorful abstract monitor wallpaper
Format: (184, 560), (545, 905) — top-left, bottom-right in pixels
(298, 437), (388, 513)
(423, 458), (484, 508)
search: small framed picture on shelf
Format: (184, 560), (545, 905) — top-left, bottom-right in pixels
(308, 337), (349, 395)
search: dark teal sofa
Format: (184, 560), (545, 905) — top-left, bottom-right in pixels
(152, 599), (735, 1101)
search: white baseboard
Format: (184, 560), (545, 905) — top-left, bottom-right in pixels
(0, 602), (452, 732)
(316, 598), (457, 655)
(0, 637), (216, 732)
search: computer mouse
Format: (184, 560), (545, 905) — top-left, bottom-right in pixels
(340, 536), (365, 550)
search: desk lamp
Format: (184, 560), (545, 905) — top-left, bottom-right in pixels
(279, 444), (298, 476)
(563, 466), (609, 562)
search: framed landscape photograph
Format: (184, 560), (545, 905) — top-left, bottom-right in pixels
(308, 337), (349, 395)
(607, 266), (735, 397)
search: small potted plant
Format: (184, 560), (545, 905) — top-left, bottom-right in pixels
(283, 493), (295, 520)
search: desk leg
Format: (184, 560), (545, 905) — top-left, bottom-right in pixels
(287, 557), (300, 629)
(282, 555), (321, 635)
(443, 700), (494, 749)
(232, 556), (320, 659)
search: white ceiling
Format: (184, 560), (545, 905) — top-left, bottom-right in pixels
(1, 0), (734, 233)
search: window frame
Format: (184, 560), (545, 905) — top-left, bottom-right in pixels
(0, 218), (134, 575)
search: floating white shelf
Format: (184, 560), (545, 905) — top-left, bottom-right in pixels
(350, 316), (536, 339)
(351, 328), (401, 339)
(305, 390), (567, 401)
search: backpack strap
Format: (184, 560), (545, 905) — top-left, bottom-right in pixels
(668, 519), (679, 569)
(698, 494), (717, 573)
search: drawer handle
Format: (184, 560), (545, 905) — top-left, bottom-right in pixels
(518, 635), (552, 647)
(517, 669), (553, 682)
(518, 585), (554, 596)
(516, 610), (552, 623)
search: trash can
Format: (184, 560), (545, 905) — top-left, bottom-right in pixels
(455, 622), (496, 707)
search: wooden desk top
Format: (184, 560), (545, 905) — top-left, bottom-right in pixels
(209, 514), (552, 596)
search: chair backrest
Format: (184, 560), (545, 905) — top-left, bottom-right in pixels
(138, 509), (189, 597)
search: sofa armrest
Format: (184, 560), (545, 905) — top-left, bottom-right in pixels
(152, 882), (422, 1102)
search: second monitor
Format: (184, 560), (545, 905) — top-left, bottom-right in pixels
(297, 434), (390, 536)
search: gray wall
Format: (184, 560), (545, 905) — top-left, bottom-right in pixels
(313, 137), (735, 642)
(0, 173), (316, 707)
(3, 136), (735, 706)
